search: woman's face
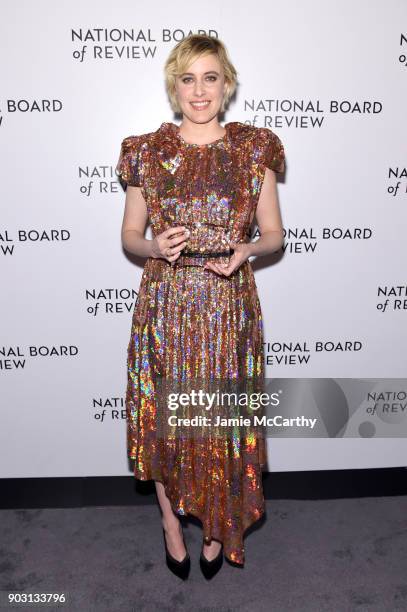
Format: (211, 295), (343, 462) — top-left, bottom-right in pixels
(175, 53), (226, 122)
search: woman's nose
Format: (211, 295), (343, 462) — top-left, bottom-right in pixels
(193, 81), (205, 96)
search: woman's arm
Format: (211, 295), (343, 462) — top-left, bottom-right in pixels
(249, 168), (284, 257)
(120, 186), (153, 257)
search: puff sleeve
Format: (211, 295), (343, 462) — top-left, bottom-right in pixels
(255, 128), (285, 174)
(116, 136), (141, 188)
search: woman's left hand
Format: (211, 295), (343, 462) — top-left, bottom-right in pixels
(203, 242), (252, 276)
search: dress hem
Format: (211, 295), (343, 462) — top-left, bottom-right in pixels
(128, 460), (267, 566)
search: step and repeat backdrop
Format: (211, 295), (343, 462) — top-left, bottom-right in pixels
(1, 0), (407, 477)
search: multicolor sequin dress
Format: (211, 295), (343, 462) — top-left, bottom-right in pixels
(116, 121), (285, 565)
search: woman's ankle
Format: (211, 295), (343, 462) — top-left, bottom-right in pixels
(202, 539), (222, 560)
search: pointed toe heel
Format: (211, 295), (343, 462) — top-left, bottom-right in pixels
(199, 543), (223, 579)
(162, 527), (191, 580)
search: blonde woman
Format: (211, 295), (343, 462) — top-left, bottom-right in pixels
(116, 34), (285, 579)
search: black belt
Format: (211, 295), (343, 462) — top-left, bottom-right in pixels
(181, 249), (233, 258)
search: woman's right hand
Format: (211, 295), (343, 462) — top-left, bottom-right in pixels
(151, 226), (190, 264)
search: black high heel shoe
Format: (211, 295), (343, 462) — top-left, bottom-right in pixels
(199, 541), (223, 579)
(162, 527), (191, 580)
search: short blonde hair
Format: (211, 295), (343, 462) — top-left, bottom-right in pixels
(164, 34), (238, 114)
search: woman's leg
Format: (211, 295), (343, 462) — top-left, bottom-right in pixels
(155, 481), (187, 561)
(202, 539), (222, 561)
(155, 481), (221, 561)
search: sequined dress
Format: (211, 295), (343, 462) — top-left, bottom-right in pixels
(116, 121), (285, 565)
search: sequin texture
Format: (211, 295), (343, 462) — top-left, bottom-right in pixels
(116, 121), (285, 565)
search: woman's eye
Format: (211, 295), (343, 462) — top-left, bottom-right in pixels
(181, 76), (217, 84)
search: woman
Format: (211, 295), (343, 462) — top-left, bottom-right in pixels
(116, 34), (285, 579)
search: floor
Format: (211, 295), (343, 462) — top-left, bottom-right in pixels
(1, 496), (406, 611)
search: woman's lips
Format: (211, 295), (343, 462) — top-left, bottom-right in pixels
(190, 101), (210, 110)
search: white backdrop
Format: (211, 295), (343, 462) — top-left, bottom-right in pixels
(1, 0), (407, 478)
